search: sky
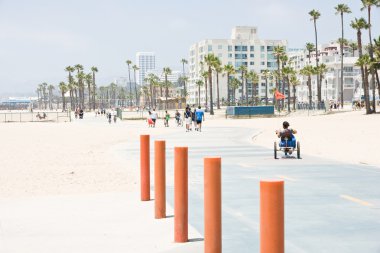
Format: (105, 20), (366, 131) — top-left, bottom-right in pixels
(0, 0), (378, 96)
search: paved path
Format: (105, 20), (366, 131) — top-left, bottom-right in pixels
(123, 123), (380, 253)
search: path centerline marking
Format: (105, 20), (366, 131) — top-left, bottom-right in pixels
(340, 194), (374, 207)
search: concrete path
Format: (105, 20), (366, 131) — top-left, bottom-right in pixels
(121, 124), (380, 253)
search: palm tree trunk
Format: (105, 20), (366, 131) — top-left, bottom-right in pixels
(216, 72), (220, 109)
(265, 77), (268, 106)
(241, 72), (244, 105)
(204, 78), (208, 110)
(293, 85), (296, 111)
(286, 76), (291, 112)
(208, 67), (214, 115)
(134, 70), (138, 107)
(245, 78), (249, 106)
(227, 74), (230, 106)
(357, 30), (371, 114)
(308, 76), (312, 109)
(314, 19), (321, 103)
(165, 76), (168, 110)
(340, 12), (344, 107)
(198, 85), (201, 106)
(367, 7), (376, 112)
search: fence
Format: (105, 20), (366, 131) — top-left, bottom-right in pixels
(0, 111), (71, 123)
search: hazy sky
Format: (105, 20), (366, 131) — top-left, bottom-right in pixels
(0, 0), (378, 96)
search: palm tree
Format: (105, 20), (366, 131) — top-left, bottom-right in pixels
(41, 83), (48, 109)
(132, 65), (139, 106)
(316, 63), (328, 108)
(305, 43), (315, 64)
(91, 67), (98, 110)
(282, 66), (295, 112)
(289, 74), (300, 111)
(58, 82), (68, 111)
(201, 71), (209, 109)
(300, 65), (316, 109)
(262, 70), (271, 105)
(237, 65), (247, 105)
(163, 67), (172, 109)
(195, 80), (204, 106)
(85, 73), (92, 109)
(223, 64), (235, 106)
(280, 53), (289, 108)
(65, 66), (75, 110)
(144, 73), (159, 107)
(335, 3), (352, 108)
(74, 64), (84, 107)
(351, 17), (370, 113)
(181, 59), (188, 99)
(273, 46), (285, 110)
(126, 60), (132, 106)
(356, 55), (372, 114)
(47, 84), (55, 110)
(229, 77), (241, 105)
(204, 53), (217, 115)
(309, 9), (321, 103)
(361, 0), (380, 112)
(214, 58), (223, 109)
(349, 42), (358, 56)
(374, 36), (380, 98)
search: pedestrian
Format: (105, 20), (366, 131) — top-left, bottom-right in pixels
(151, 108), (158, 127)
(184, 108), (192, 132)
(192, 108), (197, 131)
(164, 110), (170, 127)
(195, 106), (205, 132)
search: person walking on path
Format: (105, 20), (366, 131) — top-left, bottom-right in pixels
(164, 110), (170, 127)
(192, 108), (197, 131)
(184, 107), (192, 132)
(195, 106), (205, 132)
(151, 109), (158, 127)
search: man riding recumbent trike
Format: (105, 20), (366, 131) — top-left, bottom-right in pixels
(274, 121), (301, 159)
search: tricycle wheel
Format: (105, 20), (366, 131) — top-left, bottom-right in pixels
(297, 141), (301, 159)
(274, 142), (277, 159)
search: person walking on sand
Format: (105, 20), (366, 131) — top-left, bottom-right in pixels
(151, 109), (158, 127)
(195, 106), (205, 132)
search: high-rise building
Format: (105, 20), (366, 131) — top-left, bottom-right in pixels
(188, 26), (287, 106)
(136, 52), (156, 86)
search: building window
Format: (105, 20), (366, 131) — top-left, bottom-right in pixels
(261, 62), (265, 66)
(250, 62), (254, 65)
(235, 45), (242, 51)
(228, 61), (232, 65)
(267, 46), (274, 51)
(242, 46), (248, 51)
(250, 46), (254, 51)
(260, 46), (265, 52)
(218, 45), (223, 50)
(250, 54), (254, 58)
(228, 53), (233, 58)
(261, 54), (265, 59)
(208, 45), (213, 51)
(228, 45), (232, 51)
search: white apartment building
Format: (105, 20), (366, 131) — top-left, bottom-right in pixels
(188, 26), (287, 105)
(289, 42), (362, 103)
(136, 52), (156, 86)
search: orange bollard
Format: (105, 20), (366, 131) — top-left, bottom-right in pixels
(260, 179), (284, 253)
(140, 134), (150, 201)
(204, 157), (222, 253)
(154, 140), (166, 219)
(174, 147), (188, 243)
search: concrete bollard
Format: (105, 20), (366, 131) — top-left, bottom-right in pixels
(140, 134), (150, 201)
(204, 157), (222, 253)
(174, 147), (188, 243)
(154, 140), (166, 219)
(260, 179), (284, 253)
